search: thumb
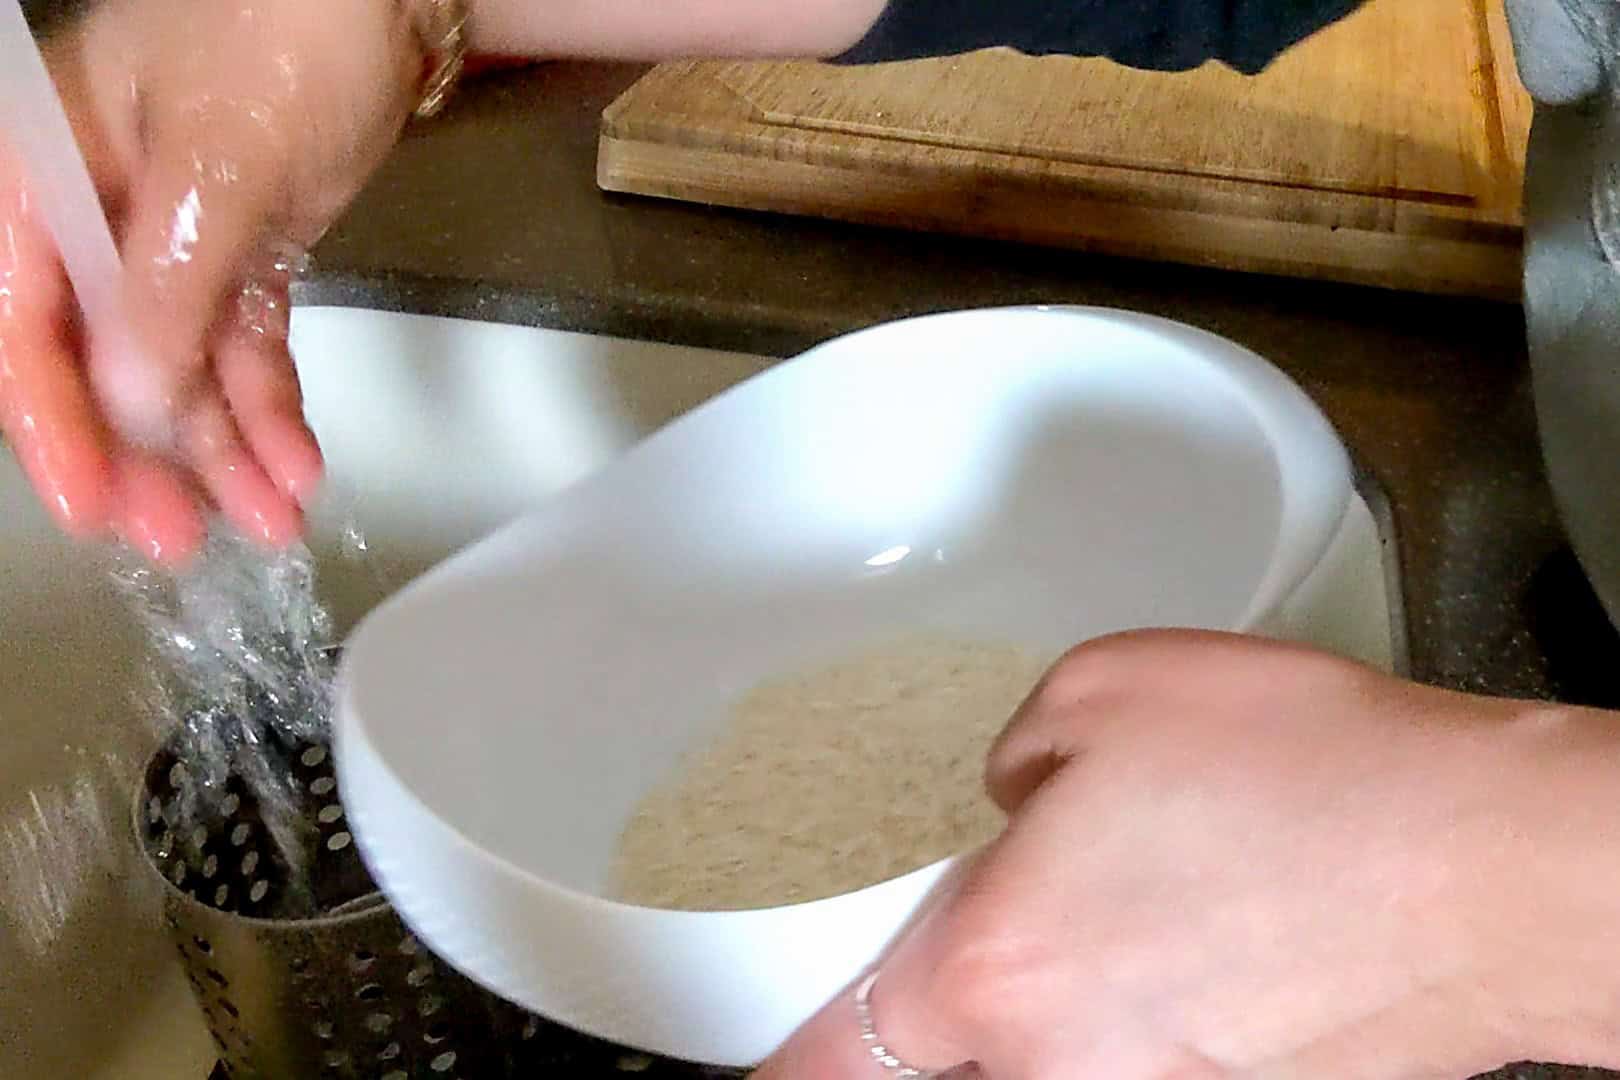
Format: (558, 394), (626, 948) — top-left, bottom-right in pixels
(984, 675), (1088, 816)
(92, 114), (281, 449)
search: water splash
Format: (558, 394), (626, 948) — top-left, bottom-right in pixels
(111, 525), (342, 883)
(0, 750), (145, 959)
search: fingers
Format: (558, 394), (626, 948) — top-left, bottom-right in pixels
(1, 155), (207, 561)
(753, 868), (997, 1080)
(0, 179), (116, 536)
(748, 976), (936, 1079)
(984, 629), (1312, 813)
(751, 967), (981, 1080)
(0, 326), (116, 537)
(7, 17), (325, 558)
(94, 107), (283, 449)
(754, 832), (1091, 1080)
(0, 217), (205, 565)
(983, 642), (1107, 815)
(983, 696), (1075, 816)
(109, 453), (205, 564)
(100, 111), (312, 550)
(213, 278), (323, 505)
(760, 631), (1324, 1080)
(179, 383), (304, 550)
(177, 274), (316, 547)
(104, 111), (314, 549)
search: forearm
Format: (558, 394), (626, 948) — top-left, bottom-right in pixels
(1491, 702), (1620, 1068)
(467, 0), (1368, 75)
(465, 0), (888, 60)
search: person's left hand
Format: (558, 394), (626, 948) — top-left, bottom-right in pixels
(753, 630), (1620, 1079)
(1, 0), (422, 562)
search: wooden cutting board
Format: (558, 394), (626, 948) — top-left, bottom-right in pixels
(598, 0), (1531, 299)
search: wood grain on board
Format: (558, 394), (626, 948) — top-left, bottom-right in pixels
(598, 0), (1532, 299)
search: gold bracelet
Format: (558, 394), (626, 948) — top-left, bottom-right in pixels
(410, 0), (469, 119)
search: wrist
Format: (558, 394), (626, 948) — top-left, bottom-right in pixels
(1473, 702), (1620, 1069)
(462, 0), (888, 62)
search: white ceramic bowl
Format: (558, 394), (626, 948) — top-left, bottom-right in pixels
(334, 306), (1353, 1067)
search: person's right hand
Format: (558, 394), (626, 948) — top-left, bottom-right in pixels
(755, 630), (1620, 1079)
(1, 0), (424, 562)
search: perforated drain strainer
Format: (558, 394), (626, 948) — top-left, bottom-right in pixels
(135, 718), (744, 1079)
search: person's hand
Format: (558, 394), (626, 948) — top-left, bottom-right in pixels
(755, 630), (1620, 1079)
(0, 0), (424, 562)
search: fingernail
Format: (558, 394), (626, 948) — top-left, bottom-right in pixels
(115, 513), (195, 567)
(9, 431), (115, 537)
(277, 453), (324, 508)
(53, 493), (106, 538)
(240, 496), (305, 550)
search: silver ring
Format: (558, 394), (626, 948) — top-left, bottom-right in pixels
(855, 971), (937, 1079)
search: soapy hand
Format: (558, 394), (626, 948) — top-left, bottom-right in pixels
(754, 631), (1620, 1079)
(0, 0), (422, 562)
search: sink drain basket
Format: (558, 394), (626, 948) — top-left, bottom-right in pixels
(134, 718), (546, 1080)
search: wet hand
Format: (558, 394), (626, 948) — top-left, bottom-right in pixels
(0, 0), (423, 562)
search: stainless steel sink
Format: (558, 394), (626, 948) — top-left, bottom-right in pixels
(0, 306), (1398, 1078)
(0, 307), (768, 1079)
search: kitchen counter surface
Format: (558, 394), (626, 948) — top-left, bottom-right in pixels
(300, 60), (1620, 708)
(274, 59), (1620, 1080)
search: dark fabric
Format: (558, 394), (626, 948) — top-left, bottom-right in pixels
(20, 0), (91, 37)
(832, 0), (1367, 75)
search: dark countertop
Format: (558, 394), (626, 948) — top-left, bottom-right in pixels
(291, 61), (1620, 1079)
(299, 60), (1620, 707)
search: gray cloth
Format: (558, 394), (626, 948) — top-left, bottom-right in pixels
(1508, 0), (1609, 104)
(1506, 0), (1620, 628)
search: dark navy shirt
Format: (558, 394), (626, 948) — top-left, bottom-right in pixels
(833, 0), (1366, 74)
